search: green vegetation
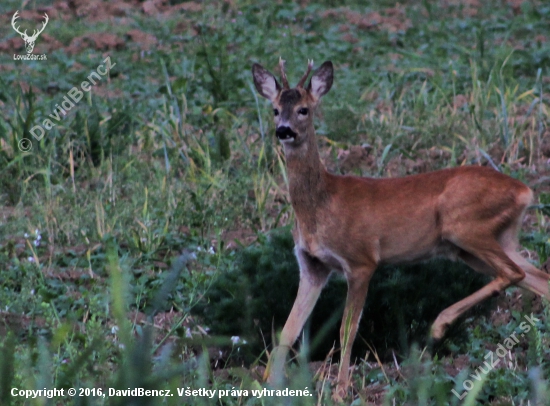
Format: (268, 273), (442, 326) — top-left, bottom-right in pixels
(195, 227), (494, 365)
(0, 0), (549, 404)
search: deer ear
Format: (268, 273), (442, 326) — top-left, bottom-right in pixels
(307, 61), (333, 101)
(252, 63), (281, 102)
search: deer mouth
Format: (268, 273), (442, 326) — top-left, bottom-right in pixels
(275, 126), (297, 142)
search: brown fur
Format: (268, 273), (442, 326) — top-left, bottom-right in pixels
(252, 60), (550, 402)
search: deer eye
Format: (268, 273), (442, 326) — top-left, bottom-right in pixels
(298, 108), (308, 116)
(273, 109), (279, 116)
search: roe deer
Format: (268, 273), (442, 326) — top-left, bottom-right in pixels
(252, 59), (550, 401)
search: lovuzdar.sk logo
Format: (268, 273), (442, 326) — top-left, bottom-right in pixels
(11, 10), (49, 61)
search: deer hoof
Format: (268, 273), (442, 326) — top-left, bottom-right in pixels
(430, 322), (448, 340)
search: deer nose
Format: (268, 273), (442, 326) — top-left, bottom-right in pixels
(276, 126), (297, 141)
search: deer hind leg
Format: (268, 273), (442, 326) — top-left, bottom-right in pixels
(456, 235), (550, 298)
(499, 218), (550, 299)
(431, 241), (526, 340)
(264, 249), (331, 385)
(510, 253), (550, 298)
(334, 265), (375, 401)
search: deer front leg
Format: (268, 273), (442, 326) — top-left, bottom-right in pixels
(264, 249), (330, 385)
(334, 266), (375, 402)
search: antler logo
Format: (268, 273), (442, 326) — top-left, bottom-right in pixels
(11, 10), (49, 54)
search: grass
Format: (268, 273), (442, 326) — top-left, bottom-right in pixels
(1, 0), (550, 404)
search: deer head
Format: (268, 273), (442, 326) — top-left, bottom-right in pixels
(252, 59), (333, 148)
(11, 11), (49, 54)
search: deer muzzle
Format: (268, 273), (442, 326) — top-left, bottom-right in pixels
(275, 126), (297, 142)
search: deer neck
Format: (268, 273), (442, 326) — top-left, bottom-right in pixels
(283, 127), (329, 230)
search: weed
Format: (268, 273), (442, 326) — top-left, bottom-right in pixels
(1, 0), (549, 404)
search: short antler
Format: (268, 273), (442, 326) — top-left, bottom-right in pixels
(296, 59), (314, 88)
(278, 57), (290, 89)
